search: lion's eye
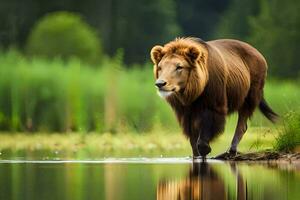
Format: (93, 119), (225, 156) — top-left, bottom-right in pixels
(176, 66), (183, 71)
(157, 66), (161, 71)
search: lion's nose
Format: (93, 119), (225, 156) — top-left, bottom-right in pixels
(155, 79), (167, 88)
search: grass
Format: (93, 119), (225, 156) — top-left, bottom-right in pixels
(0, 50), (177, 133)
(0, 127), (277, 159)
(275, 111), (300, 152)
(0, 49), (300, 133)
(0, 49), (299, 158)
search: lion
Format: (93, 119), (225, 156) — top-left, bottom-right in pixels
(150, 37), (278, 159)
(157, 163), (227, 200)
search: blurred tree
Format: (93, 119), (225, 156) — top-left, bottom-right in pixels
(26, 11), (102, 64)
(175, 0), (229, 40)
(108, 0), (180, 64)
(249, 0), (300, 78)
(0, 0), (34, 47)
(214, 0), (259, 40)
(0, 0), (75, 47)
(0, 0), (180, 64)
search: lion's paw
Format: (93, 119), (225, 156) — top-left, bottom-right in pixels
(213, 150), (238, 160)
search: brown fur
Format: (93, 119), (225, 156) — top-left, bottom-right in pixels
(150, 37), (278, 157)
(157, 163), (226, 200)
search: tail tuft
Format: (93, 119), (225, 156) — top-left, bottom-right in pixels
(259, 98), (279, 123)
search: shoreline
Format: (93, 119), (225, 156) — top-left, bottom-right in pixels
(216, 151), (300, 164)
(1, 132), (299, 163)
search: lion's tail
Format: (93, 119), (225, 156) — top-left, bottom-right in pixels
(259, 97), (279, 123)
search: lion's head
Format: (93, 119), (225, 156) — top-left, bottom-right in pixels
(150, 38), (209, 105)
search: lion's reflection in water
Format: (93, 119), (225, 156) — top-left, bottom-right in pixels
(157, 162), (246, 200)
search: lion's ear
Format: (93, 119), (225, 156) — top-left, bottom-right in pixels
(150, 45), (164, 65)
(185, 46), (201, 61)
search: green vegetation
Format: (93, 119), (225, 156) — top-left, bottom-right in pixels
(0, 127), (275, 158)
(0, 3), (300, 199)
(248, 0), (300, 78)
(275, 111), (300, 152)
(0, 50), (177, 132)
(26, 11), (102, 64)
(0, 50), (299, 133)
(215, 0), (300, 78)
(214, 0), (258, 40)
(1, 0), (299, 75)
(0, 50), (299, 134)
(0, 0), (300, 154)
(0, 132), (188, 158)
(105, 0), (180, 63)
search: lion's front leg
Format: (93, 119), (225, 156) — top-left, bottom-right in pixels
(197, 138), (211, 158)
(190, 134), (200, 159)
(191, 133), (211, 160)
(197, 109), (226, 158)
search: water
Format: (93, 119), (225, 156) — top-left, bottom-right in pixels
(0, 158), (299, 200)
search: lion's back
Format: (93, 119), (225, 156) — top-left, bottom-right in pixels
(208, 39), (268, 76)
(207, 39), (268, 112)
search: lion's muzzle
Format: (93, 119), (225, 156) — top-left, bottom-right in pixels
(155, 79), (167, 89)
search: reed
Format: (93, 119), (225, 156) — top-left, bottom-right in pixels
(0, 49), (299, 133)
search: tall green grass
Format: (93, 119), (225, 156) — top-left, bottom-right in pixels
(246, 79), (300, 127)
(0, 50), (299, 133)
(274, 111), (300, 152)
(0, 50), (177, 133)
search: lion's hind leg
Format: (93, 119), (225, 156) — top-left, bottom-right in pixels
(214, 97), (258, 159)
(229, 110), (249, 153)
(214, 80), (264, 159)
(214, 110), (249, 159)
(230, 86), (263, 152)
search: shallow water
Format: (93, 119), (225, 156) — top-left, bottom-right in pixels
(0, 158), (299, 200)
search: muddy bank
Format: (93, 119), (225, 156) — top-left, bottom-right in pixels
(215, 151), (300, 163)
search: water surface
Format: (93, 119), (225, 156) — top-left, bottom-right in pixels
(0, 158), (299, 200)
